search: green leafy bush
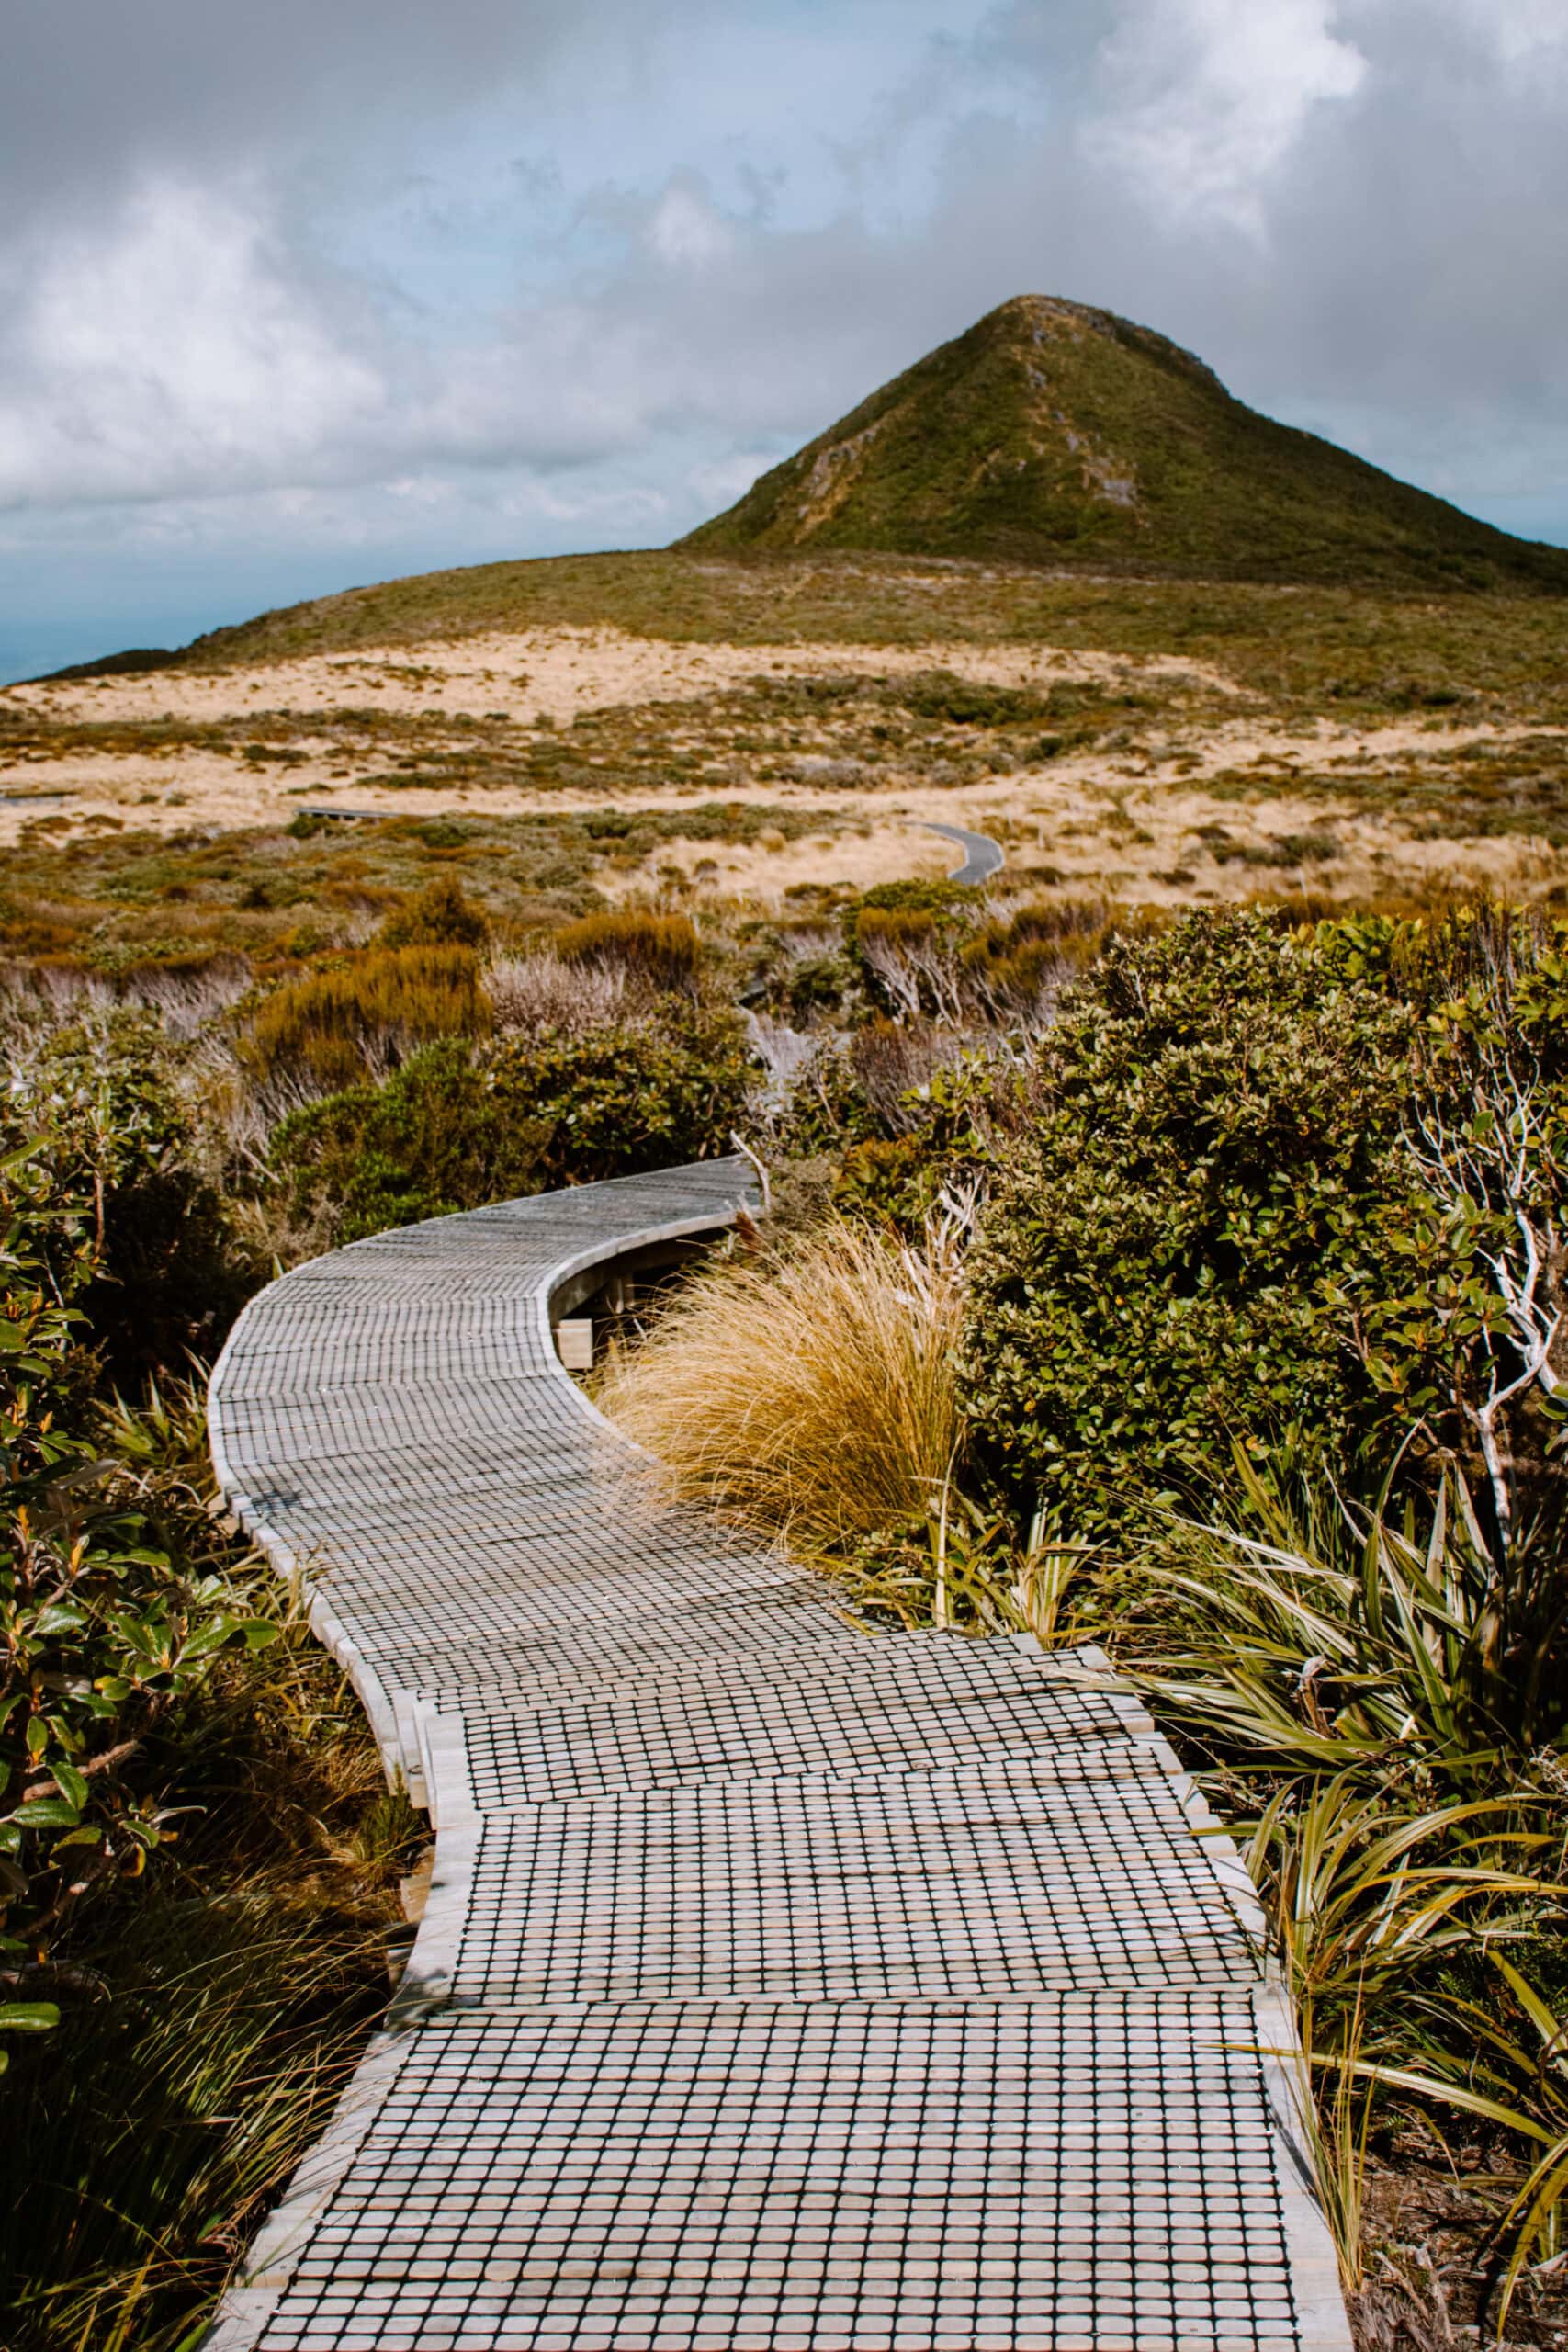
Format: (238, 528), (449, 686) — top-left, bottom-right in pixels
(845, 876), (979, 936)
(3, 1013), (248, 1385)
(961, 910), (1428, 1537)
(1309, 903), (1568, 1554)
(0, 1108), (412, 2337)
(0, 1148), (276, 2064)
(1, 1397), (418, 2347)
(271, 1012), (755, 1242)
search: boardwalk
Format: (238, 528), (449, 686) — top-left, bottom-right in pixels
(204, 1160), (1349, 2352)
(921, 821), (1006, 886)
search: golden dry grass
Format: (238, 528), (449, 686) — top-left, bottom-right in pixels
(240, 943), (489, 1091)
(596, 1217), (966, 1554)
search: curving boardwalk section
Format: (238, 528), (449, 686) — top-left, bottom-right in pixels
(922, 821), (1006, 887)
(205, 1161), (1349, 2352)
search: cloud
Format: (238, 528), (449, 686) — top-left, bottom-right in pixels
(1, 0), (1564, 668)
(0, 181), (386, 508)
(1084, 0), (1367, 236)
(0, 177), (711, 512)
(0, 1), (640, 232)
(646, 184), (738, 271)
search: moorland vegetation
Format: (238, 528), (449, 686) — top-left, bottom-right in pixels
(8, 300), (1568, 2348)
(6, 854), (1568, 2346)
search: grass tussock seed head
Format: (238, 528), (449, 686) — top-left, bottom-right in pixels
(596, 1216), (966, 1554)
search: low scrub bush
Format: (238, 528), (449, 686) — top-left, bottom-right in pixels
(241, 943), (491, 1094)
(3, 1010), (250, 1385)
(0, 1165), (277, 2057)
(0, 1124), (417, 2341)
(896, 670), (1054, 729)
(961, 910), (1429, 1538)
(378, 874), (490, 950)
(553, 908), (699, 990)
(1, 1480), (417, 2348)
(271, 1012), (754, 1243)
(846, 877), (978, 934)
(771, 1030), (1022, 1231)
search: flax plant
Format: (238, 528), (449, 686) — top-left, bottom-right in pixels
(1131, 1448), (1568, 1787)
(1119, 1449), (1568, 2321)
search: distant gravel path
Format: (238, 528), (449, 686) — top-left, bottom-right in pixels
(922, 819), (1006, 885)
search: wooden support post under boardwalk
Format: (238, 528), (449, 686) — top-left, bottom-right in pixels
(202, 1158), (1352, 2352)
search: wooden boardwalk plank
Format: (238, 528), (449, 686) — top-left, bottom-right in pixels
(203, 1159), (1350, 2351)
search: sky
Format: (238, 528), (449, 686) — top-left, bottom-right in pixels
(3, 0), (1566, 681)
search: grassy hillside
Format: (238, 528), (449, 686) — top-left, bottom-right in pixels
(682, 295), (1568, 595)
(153, 553), (1568, 721)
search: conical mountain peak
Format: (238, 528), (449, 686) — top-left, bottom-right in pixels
(681, 298), (1568, 593)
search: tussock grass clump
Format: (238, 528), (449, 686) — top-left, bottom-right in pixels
(3, 1903), (390, 2352)
(960, 895), (1116, 1005)
(596, 1217), (965, 1554)
(241, 943), (490, 1091)
(554, 909), (699, 991)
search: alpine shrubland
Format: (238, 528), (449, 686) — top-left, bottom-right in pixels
(7, 861), (1568, 2346)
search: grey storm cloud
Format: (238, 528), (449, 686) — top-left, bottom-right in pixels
(2, 0), (1565, 600)
(1, 1), (638, 220)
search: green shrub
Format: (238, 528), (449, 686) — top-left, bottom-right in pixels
(242, 943), (490, 1091)
(961, 910), (1427, 1538)
(846, 876), (979, 933)
(3, 1013), (249, 1385)
(783, 953), (852, 1021)
(0, 1150), (277, 2060)
(271, 1012), (755, 1243)
(896, 670), (1053, 728)
(268, 1037), (532, 1238)
(0, 1384), (416, 2346)
(553, 909), (699, 990)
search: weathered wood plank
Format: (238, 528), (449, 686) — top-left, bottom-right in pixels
(203, 1159), (1349, 2351)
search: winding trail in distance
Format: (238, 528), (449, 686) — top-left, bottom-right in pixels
(203, 1157), (1350, 2351)
(922, 819), (1006, 886)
